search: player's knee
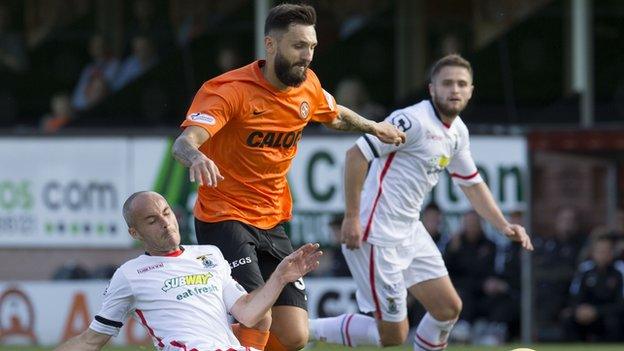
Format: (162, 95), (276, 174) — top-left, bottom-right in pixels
(432, 297), (462, 321)
(447, 296), (462, 320)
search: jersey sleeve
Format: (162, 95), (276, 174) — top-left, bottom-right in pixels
(89, 269), (134, 336)
(309, 71), (339, 123)
(447, 125), (483, 186)
(181, 82), (240, 136)
(213, 248), (248, 312)
(355, 110), (420, 161)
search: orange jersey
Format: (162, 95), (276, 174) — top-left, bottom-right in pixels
(181, 60), (339, 229)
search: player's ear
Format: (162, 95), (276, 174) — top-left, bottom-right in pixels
(128, 227), (139, 240)
(428, 82), (434, 98)
(265, 35), (275, 55)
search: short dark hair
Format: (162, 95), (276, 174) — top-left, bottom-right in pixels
(265, 3), (317, 35)
(429, 54), (473, 82)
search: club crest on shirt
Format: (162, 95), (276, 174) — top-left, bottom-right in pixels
(426, 155), (451, 174)
(299, 101), (310, 119)
(391, 113), (412, 132)
(196, 254), (217, 269)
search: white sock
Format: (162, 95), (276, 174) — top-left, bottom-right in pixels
(309, 313), (381, 347)
(413, 313), (455, 351)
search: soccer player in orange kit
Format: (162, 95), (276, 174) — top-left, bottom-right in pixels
(172, 4), (405, 351)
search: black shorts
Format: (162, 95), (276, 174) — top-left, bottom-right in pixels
(194, 219), (307, 310)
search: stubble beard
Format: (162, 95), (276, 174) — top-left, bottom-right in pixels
(274, 51), (308, 87)
(433, 95), (467, 118)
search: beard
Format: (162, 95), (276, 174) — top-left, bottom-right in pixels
(433, 94), (467, 117)
(274, 51), (308, 87)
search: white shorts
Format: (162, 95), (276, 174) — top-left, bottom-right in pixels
(342, 222), (448, 322)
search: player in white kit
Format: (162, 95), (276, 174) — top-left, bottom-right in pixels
(309, 54), (533, 350)
(56, 191), (322, 351)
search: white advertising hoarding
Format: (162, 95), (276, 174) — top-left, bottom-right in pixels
(0, 135), (526, 247)
(0, 138), (133, 248)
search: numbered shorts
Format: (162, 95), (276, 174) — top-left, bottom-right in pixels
(195, 219), (307, 310)
(341, 223), (448, 322)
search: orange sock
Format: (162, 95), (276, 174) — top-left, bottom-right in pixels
(231, 323), (270, 350)
(265, 332), (289, 351)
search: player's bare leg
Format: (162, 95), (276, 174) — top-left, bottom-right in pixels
(267, 306), (309, 351)
(408, 275), (462, 350)
(377, 318), (409, 346)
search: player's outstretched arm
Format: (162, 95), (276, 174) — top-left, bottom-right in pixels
(54, 328), (111, 351)
(324, 105), (406, 146)
(342, 146), (368, 249)
(172, 126), (224, 187)
(229, 243), (322, 327)
(461, 182), (534, 251)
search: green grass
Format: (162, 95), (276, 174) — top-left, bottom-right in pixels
(3, 344), (624, 351)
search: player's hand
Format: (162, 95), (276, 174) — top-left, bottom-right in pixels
(341, 216), (363, 249)
(189, 154), (224, 187)
(500, 223), (533, 251)
(276, 243), (322, 284)
(373, 121), (406, 146)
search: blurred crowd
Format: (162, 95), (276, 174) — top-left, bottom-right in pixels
(0, 0), (397, 132)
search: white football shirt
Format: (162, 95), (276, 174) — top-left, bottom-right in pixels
(89, 245), (251, 351)
(355, 100), (483, 246)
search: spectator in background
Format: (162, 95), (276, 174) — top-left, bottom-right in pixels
(437, 32), (464, 57)
(421, 202), (448, 251)
(444, 210), (497, 337)
(477, 210), (525, 344)
(216, 44), (243, 74)
(172, 0), (209, 46)
(562, 236), (623, 342)
(615, 206), (624, 260)
(113, 35), (158, 90)
(72, 34), (119, 111)
(326, 214), (350, 277)
(0, 3), (28, 73)
(335, 77), (385, 121)
(307, 214), (350, 278)
(125, 0), (172, 56)
(614, 81), (624, 120)
(24, 0), (91, 48)
(40, 92), (74, 133)
(533, 206), (586, 340)
(52, 260), (90, 280)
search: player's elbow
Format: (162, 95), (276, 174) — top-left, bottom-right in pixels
(239, 311), (272, 330)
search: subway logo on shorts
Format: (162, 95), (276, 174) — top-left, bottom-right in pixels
(162, 273), (213, 292)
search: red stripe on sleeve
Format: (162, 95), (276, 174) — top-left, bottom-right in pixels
(450, 171), (478, 180)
